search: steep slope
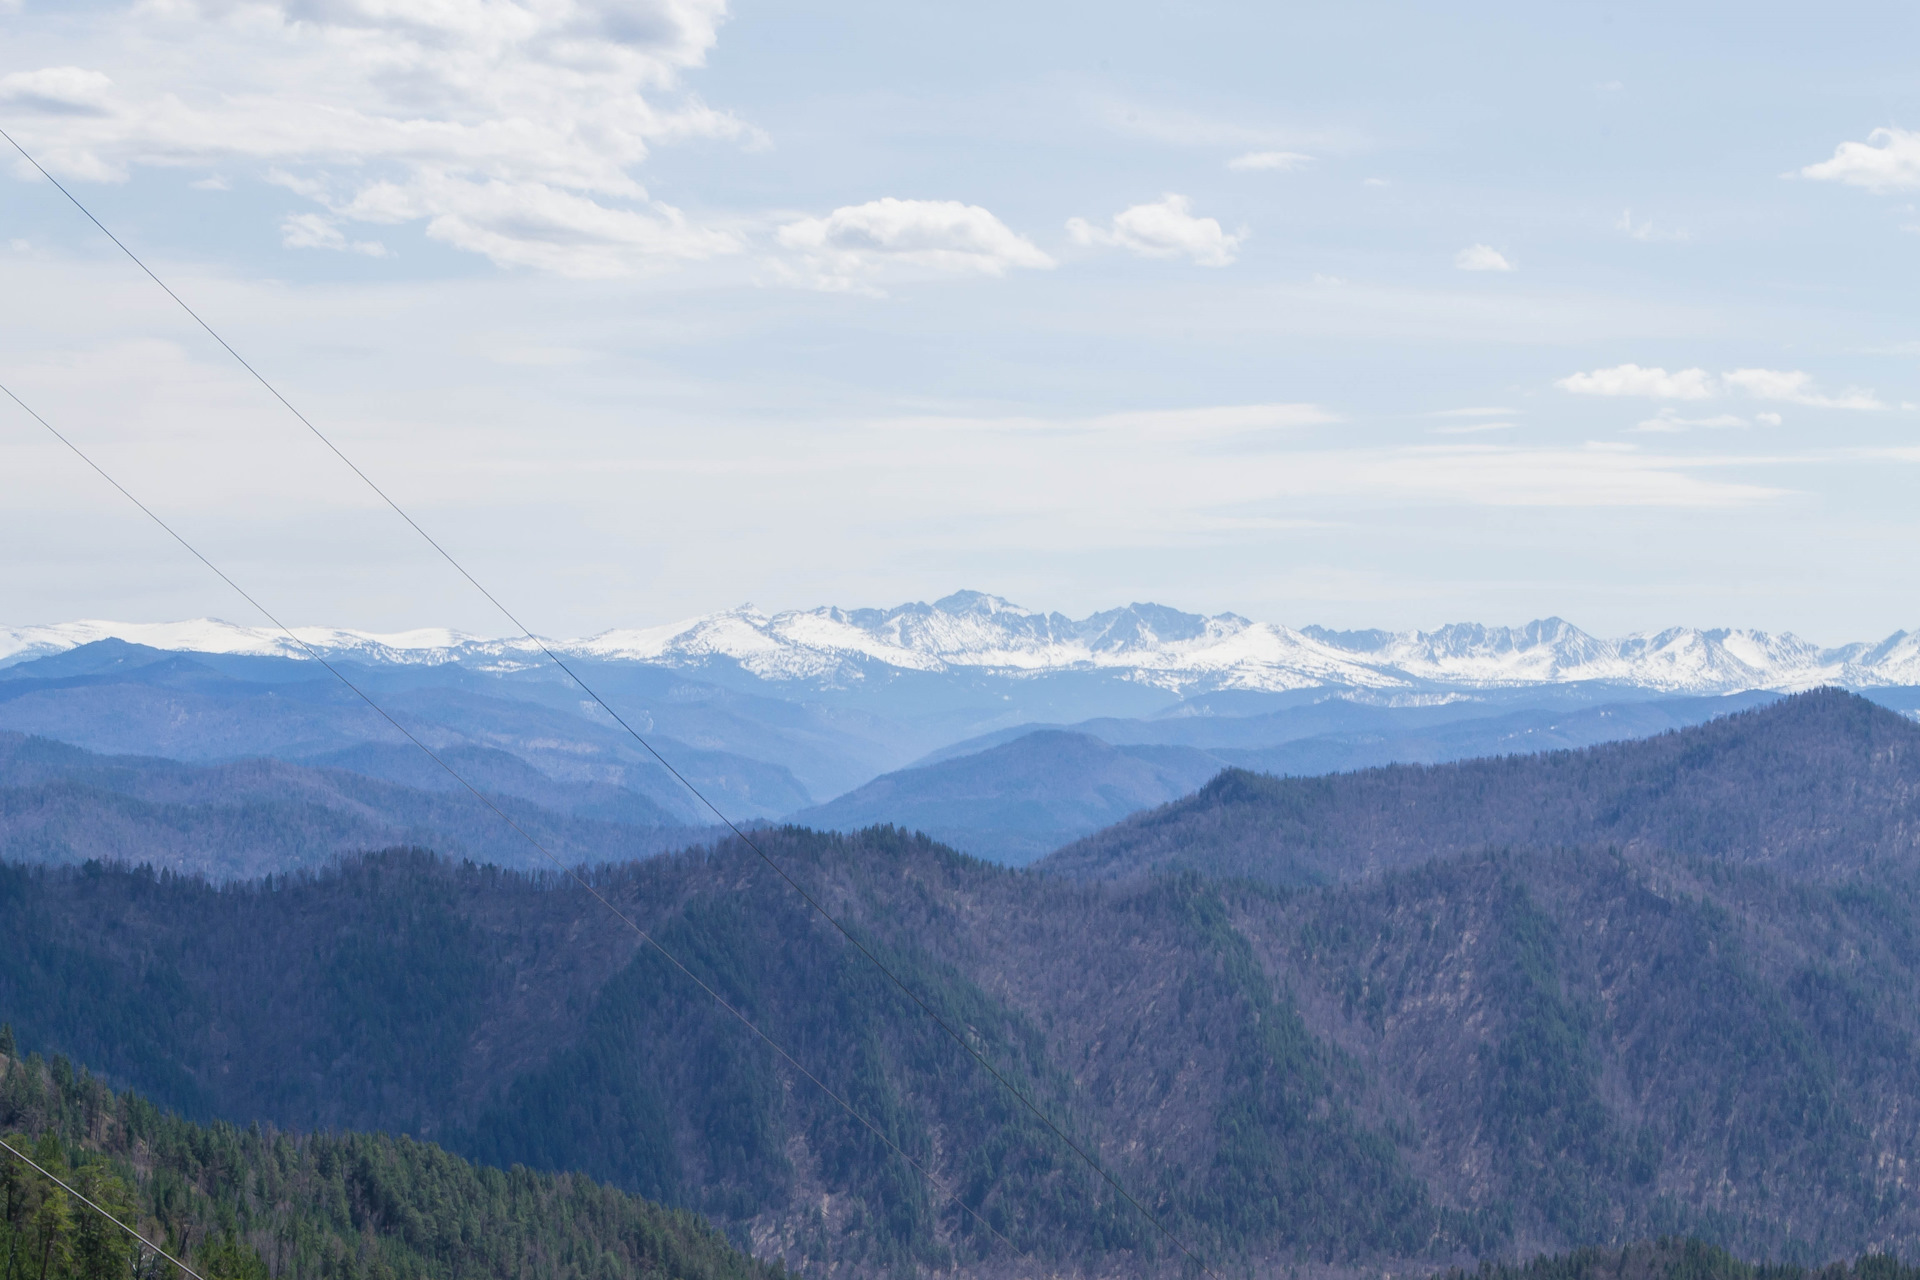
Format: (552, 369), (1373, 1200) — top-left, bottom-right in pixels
(6, 830), (1920, 1273)
(0, 732), (718, 878)
(788, 730), (1227, 862)
(0, 1038), (780, 1280)
(1044, 689), (1920, 886)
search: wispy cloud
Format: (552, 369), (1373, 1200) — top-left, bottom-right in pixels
(1616, 208), (1689, 242)
(280, 213), (388, 258)
(1633, 410), (1748, 433)
(1454, 244), (1514, 272)
(1228, 150), (1312, 172)
(1559, 364), (1882, 409)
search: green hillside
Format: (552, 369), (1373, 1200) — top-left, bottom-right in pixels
(0, 1032), (782, 1280)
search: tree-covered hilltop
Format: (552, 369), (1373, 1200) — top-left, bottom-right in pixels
(0, 1031), (783, 1280)
(1043, 688), (1920, 885)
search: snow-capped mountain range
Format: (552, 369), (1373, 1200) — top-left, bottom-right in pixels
(6, 591), (1920, 696)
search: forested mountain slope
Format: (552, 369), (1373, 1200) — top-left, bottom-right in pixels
(0, 732), (717, 878)
(795, 695), (1781, 864)
(0, 1035), (781, 1280)
(5, 825), (1920, 1275)
(1043, 689), (1920, 885)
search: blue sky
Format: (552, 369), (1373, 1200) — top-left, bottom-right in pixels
(2, 0), (1918, 641)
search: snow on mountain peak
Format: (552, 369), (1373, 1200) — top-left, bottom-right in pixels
(5, 596), (1916, 696)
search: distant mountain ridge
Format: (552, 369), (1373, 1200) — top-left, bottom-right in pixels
(8, 591), (1920, 695)
(796, 693), (1786, 864)
(0, 730), (720, 877)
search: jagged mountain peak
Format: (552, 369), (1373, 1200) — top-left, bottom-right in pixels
(7, 598), (1920, 697)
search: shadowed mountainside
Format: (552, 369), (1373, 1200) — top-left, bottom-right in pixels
(5, 810), (1920, 1274)
(1043, 689), (1920, 886)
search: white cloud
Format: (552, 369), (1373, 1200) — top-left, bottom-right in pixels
(1801, 127), (1920, 192)
(775, 198), (1053, 291)
(0, 67), (115, 116)
(1721, 368), (1883, 409)
(1432, 422), (1516, 435)
(1454, 244), (1513, 271)
(1228, 150), (1311, 172)
(1431, 405), (1521, 417)
(1632, 409), (1748, 433)
(0, 0), (754, 275)
(1559, 364), (1883, 409)
(1559, 364), (1716, 399)
(1066, 194), (1244, 267)
(1756, 412), (1783, 426)
(280, 212), (389, 258)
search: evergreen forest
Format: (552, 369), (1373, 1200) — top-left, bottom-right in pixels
(0, 1032), (782, 1280)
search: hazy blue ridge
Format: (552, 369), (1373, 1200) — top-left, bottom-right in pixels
(0, 731), (726, 879)
(796, 693), (1786, 864)
(787, 729), (1227, 863)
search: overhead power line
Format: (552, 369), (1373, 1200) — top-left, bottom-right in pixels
(0, 379), (1025, 1267)
(1, 126), (1217, 1279)
(0, 1137), (211, 1280)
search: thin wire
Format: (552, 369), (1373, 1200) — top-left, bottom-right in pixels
(0, 381), (1025, 1266)
(1, 125), (1214, 1278)
(0, 1136), (210, 1280)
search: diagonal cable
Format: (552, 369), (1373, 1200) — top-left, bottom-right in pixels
(0, 380), (1025, 1265)
(1, 125), (1215, 1278)
(0, 1137), (211, 1280)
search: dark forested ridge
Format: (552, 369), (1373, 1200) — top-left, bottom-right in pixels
(1043, 689), (1920, 885)
(0, 1034), (782, 1280)
(5, 812), (1920, 1276)
(1437, 1239), (1919, 1280)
